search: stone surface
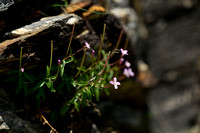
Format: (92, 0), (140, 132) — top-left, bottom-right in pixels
(0, 88), (46, 133)
(0, 115), (9, 133)
(140, 0), (199, 23)
(146, 5), (200, 133)
(109, 0), (139, 46)
(0, 0), (14, 11)
(0, 14), (85, 75)
(0, 111), (38, 133)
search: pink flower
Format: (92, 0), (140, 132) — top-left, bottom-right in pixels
(120, 48), (128, 56)
(20, 68), (24, 72)
(58, 59), (61, 65)
(110, 77), (121, 89)
(123, 68), (134, 78)
(92, 50), (95, 57)
(85, 42), (90, 49)
(125, 61), (131, 68)
(120, 58), (124, 64)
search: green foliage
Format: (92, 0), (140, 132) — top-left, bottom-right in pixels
(4, 24), (132, 120)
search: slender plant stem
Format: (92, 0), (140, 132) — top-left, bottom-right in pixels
(63, 46), (84, 61)
(97, 24), (106, 63)
(115, 30), (123, 49)
(19, 47), (23, 70)
(65, 24), (75, 57)
(97, 51), (111, 80)
(49, 40), (53, 73)
(123, 37), (129, 50)
(75, 48), (86, 77)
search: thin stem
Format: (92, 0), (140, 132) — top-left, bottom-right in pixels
(49, 41), (53, 72)
(75, 48), (86, 77)
(65, 23), (75, 57)
(97, 51), (111, 80)
(19, 47), (23, 76)
(19, 47), (23, 70)
(123, 37), (129, 50)
(109, 59), (120, 66)
(63, 46), (84, 61)
(115, 30), (123, 49)
(97, 24), (106, 63)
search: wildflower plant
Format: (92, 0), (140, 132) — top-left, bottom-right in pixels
(5, 24), (134, 121)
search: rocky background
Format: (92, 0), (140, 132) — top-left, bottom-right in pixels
(1, 0), (200, 133)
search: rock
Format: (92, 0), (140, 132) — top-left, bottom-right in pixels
(98, 101), (143, 131)
(146, 7), (200, 133)
(147, 9), (200, 78)
(0, 14), (85, 75)
(109, 0), (139, 46)
(0, 111), (38, 133)
(0, 115), (9, 133)
(83, 100), (148, 133)
(5, 14), (82, 38)
(0, 88), (46, 133)
(0, 0), (14, 11)
(140, 0), (199, 23)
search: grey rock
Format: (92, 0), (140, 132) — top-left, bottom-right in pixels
(109, 0), (139, 45)
(0, 0), (14, 11)
(147, 9), (200, 78)
(140, 0), (199, 23)
(6, 14), (83, 38)
(146, 7), (200, 133)
(0, 115), (9, 133)
(98, 101), (144, 132)
(0, 14), (85, 75)
(0, 111), (37, 133)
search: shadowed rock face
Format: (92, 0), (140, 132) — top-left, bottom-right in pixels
(0, 14), (85, 75)
(144, 3), (200, 133)
(0, 0), (14, 11)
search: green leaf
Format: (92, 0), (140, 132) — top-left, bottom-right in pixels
(57, 82), (65, 91)
(62, 75), (72, 91)
(71, 79), (77, 87)
(72, 56), (77, 63)
(50, 110), (59, 122)
(23, 83), (29, 96)
(60, 104), (70, 116)
(75, 81), (88, 86)
(104, 87), (110, 96)
(50, 84), (56, 92)
(74, 101), (80, 112)
(4, 75), (19, 82)
(94, 88), (100, 102)
(33, 79), (45, 91)
(46, 79), (56, 92)
(36, 87), (45, 102)
(85, 88), (92, 101)
(51, 4), (64, 7)
(46, 66), (50, 76)
(7, 70), (19, 75)
(81, 94), (87, 107)
(23, 72), (37, 82)
(45, 79), (52, 89)
(60, 60), (65, 77)
(17, 76), (23, 94)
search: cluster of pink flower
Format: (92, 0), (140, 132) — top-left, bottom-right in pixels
(110, 48), (134, 89)
(57, 42), (134, 90)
